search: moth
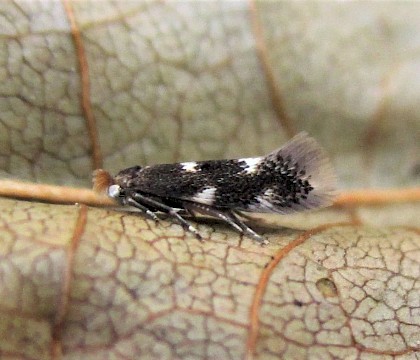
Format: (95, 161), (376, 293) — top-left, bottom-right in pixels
(93, 132), (336, 244)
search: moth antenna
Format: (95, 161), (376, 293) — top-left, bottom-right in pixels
(92, 169), (114, 194)
(268, 132), (337, 211)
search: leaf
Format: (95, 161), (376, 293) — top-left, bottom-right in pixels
(0, 197), (419, 359)
(0, 1), (419, 359)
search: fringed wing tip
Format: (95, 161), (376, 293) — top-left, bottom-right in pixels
(92, 169), (114, 194)
(273, 132), (337, 211)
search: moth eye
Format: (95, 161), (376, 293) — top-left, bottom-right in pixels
(108, 184), (121, 198)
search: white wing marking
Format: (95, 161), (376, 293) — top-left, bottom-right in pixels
(239, 157), (263, 174)
(181, 162), (198, 172)
(191, 186), (217, 205)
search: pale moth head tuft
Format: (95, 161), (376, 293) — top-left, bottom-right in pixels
(108, 184), (121, 198)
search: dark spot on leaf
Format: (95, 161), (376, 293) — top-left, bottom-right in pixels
(293, 300), (304, 307)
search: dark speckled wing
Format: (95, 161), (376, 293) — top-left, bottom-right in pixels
(114, 132), (336, 214)
(128, 160), (250, 206)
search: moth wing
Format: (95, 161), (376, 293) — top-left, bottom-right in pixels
(123, 161), (223, 207)
(245, 132), (337, 214)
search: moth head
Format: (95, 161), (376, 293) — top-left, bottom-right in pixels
(93, 166), (143, 200)
(93, 169), (124, 199)
(92, 169), (115, 194)
(113, 166), (142, 187)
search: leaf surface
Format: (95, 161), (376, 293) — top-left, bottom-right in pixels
(0, 1), (419, 359)
(0, 198), (419, 359)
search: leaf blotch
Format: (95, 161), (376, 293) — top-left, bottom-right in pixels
(316, 277), (338, 298)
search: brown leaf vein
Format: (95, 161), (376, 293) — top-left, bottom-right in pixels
(51, 204), (87, 359)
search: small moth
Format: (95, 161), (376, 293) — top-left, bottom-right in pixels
(93, 132), (336, 244)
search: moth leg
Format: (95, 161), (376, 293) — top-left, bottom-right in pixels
(226, 210), (268, 245)
(233, 210), (257, 221)
(130, 193), (203, 241)
(185, 208), (197, 218)
(182, 203), (244, 233)
(183, 203), (268, 245)
(125, 197), (160, 224)
(177, 208), (196, 218)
